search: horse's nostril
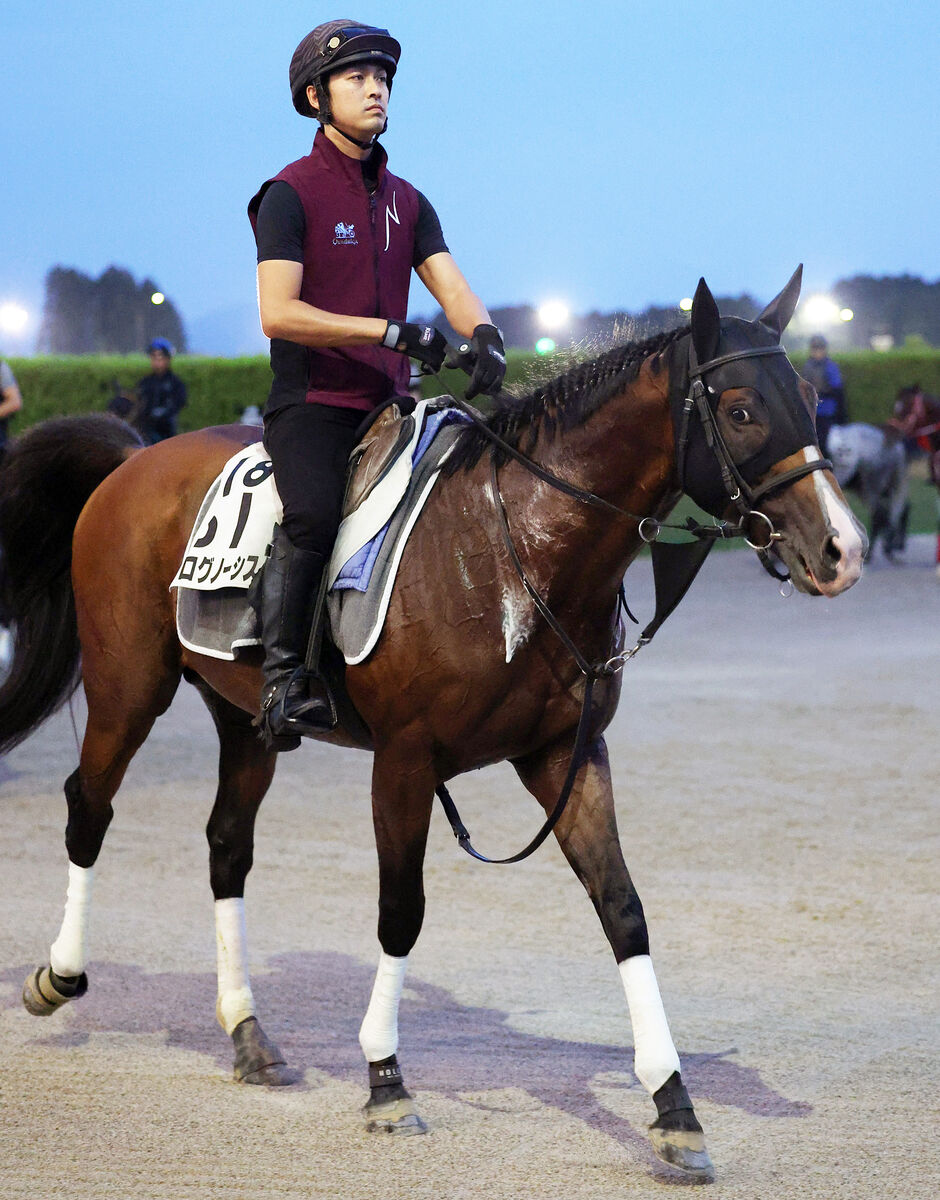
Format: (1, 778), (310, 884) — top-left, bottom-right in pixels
(824, 534), (842, 565)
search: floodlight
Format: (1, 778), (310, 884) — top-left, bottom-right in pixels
(802, 295), (840, 327)
(0, 302), (29, 335)
(537, 301), (569, 331)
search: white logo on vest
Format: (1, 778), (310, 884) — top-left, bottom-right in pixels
(384, 190), (400, 252)
(333, 221), (358, 246)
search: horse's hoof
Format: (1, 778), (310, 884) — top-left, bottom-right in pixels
(363, 1095), (428, 1135)
(648, 1126), (715, 1181)
(22, 966), (88, 1016)
(231, 1016), (295, 1086)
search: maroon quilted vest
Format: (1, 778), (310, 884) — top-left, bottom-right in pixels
(250, 129), (419, 411)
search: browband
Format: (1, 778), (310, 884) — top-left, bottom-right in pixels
(690, 344), (787, 378)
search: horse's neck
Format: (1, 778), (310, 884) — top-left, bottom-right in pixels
(500, 353), (677, 606)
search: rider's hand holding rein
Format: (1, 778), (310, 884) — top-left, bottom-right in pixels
(465, 324), (506, 400)
(381, 320), (508, 400)
(381, 321), (448, 372)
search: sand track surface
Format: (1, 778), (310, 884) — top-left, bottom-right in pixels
(1, 540), (936, 1199)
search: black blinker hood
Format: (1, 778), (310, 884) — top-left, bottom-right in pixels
(669, 267), (818, 517)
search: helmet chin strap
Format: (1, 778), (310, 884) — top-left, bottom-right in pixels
(329, 121), (378, 150)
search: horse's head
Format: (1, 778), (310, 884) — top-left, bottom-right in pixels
(671, 267), (865, 596)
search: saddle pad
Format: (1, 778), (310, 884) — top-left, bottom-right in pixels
(171, 442), (281, 591)
(329, 403), (470, 592)
(327, 419), (467, 665)
(176, 585), (262, 661)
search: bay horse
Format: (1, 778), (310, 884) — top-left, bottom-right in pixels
(891, 384), (940, 571)
(0, 270), (865, 1181)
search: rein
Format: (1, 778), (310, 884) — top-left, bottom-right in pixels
(436, 380), (740, 538)
(430, 337), (831, 864)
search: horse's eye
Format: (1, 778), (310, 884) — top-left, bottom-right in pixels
(729, 406), (751, 425)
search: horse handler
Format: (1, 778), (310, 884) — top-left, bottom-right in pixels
(248, 20), (506, 749)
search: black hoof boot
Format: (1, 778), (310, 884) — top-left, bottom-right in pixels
(649, 1072), (714, 1181)
(22, 966), (88, 1016)
(362, 1056), (427, 1135)
(232, 1016), (297, 1085)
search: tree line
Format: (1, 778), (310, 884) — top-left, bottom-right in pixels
(37, 265), (186, 355)
(35, 265), (940, 356)
(422, 275), (940, 352)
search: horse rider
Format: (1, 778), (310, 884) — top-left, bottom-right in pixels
(248, 20), (507, 748)
(136, 338), (187, 444)
(802, 334), (847, 454)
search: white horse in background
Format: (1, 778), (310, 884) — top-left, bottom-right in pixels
(827, 423), (908, 560)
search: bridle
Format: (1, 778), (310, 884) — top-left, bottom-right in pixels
(677, 341), (833, 578)
(433, 335), (834, 863)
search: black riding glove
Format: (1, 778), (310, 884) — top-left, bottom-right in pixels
(465, 324), (507, 400)
(381, 320), (448, 373)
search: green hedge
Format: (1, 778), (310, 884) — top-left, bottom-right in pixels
(7, 347), (940, 434)
(5, 355), (274, 432)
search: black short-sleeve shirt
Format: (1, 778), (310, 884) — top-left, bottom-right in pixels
(255, 179), (448, 269)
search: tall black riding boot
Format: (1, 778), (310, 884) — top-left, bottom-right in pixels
(256, 529), (336, 750)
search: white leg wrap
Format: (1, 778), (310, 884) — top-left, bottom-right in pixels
(359, 952), (408, 1062)
(619, 955), (682, 1095)
(49, 862), (94, 977)
(215, 898), (255, 1035)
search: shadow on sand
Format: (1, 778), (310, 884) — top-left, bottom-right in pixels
(2, 950), (810, 1151)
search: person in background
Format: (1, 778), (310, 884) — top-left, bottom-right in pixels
(136, 338), (187, 444)
(802, 334), (847, 454)
(0, 355), (24, 463)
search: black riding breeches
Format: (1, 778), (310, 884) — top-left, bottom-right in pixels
(263, 402), (364, 554)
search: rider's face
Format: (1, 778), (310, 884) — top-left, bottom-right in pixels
(310, 63), (389, 143)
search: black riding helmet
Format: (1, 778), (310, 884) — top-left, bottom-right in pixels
(289, 20), (401, 120)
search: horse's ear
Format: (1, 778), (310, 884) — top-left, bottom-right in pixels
(757, 265), (803, 340)
(690, 277), (721, 364)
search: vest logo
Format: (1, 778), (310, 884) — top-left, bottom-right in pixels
(384, 191), (400, 252)
(333, 221), (358, 246)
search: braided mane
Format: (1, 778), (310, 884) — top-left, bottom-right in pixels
(445, 323), (689, 473)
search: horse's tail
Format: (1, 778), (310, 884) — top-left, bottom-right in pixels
(0, 415), (143, 755)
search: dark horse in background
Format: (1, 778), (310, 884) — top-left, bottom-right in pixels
(0, 270), (864, 1182)
(890, 384), (940, 573)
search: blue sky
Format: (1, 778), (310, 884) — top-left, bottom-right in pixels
(2, 0), (937, 353)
